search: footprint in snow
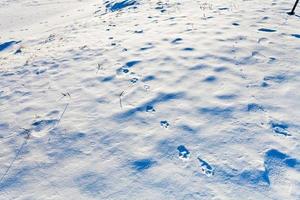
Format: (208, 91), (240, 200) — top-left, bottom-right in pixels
(116, 67), (129, 74)
(171, 38), (183, 44)
(160, 120), (170, 128)
(134, 29), (143, 34)
(177, 145), (190, 160)
(291, 34), (300, 39)
(130, 77), (138, 83)
(146, 105), (155, 112)
(258, 28), (276, 33)
(197, 157), (214, 177)
(0, 40), (21, 52)
(176, 145), (214, 176)
(31, 119), (58, 137)
(105, 0), (138, 12)
(270, 121), (291, 136)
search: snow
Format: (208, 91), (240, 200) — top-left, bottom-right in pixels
(0, 0), (300, 199)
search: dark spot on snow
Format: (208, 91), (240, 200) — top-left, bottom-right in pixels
(125, 60), (141, 68)
(258, 28), (276, 33)
(218, 7), (229, 10)
(116, 67), (130, 74)
(142, 75), (156, 82)
(99, 75), (115, 82)
(171, 38), (183, 44)
(291, 34), (300, 39)
(203, 76), (217, 82)
(146, 105), (155, 112)
(182, 47), (195, 51)
(105, 0), (137, 12)
(155, 3), (167, 13)
(177, 145), (190, 159)
(216, 94), (237, 100)
(160, 120), (170, 128)
(130, 77), (138, 83)
(247, 103), (264, 112)
(0, 41), (20, 51)
(34, 69), (47, 75)
(139, 45), (153, 51)
(132, 159), (156, 171)
(15, 48), (22, 54)
(197, 157), (214, 177)
(268, 57), (276, 64)
(134, 30), (143, 34)
(261, 81), (270, 87)
(270, 121), (290, 136)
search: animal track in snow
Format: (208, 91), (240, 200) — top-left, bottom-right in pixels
(31, 119), (59, 137)
(0, 40), (21, 51)
(258, 28), (276, 33)
(291, 34), (300, 39)
(160, 120), (170, 128)
(105, 0), (138, 12)
(197, 157), (214, 177)
(270, 121), (291, 136)
(146, 105), (155, 112)
(177, 145), (190, 160)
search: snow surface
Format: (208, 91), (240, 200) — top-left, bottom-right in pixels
(0, 0), (300, 199)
